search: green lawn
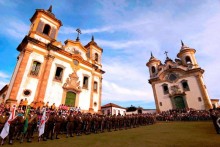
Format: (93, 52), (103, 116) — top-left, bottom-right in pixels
(4, 121), (220, 147)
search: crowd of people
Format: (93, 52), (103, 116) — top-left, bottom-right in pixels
(155, 108), (213, 121)
(0, 101), (156, 145)
(0, 100), (220, 145)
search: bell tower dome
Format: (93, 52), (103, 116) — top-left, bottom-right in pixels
(177, 41), (198, 68)
(28, 5), (62, 43)
(146, 52), (161, 78)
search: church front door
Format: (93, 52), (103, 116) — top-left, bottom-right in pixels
(174, 96), (185, 109)
(65, 91), (76, 107)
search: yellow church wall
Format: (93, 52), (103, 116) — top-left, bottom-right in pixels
(182, 52), (198, 66)
(34, 34), (51, 44)
(5, 52), (24, 101)
(40, 17), (58, 29)
(64, 46), (87, 60)
(32, 45), (48, 54)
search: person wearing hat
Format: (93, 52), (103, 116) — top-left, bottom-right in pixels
(14, 109), (25, 141)
(76, 113), (83, 136)
(8, 112), (19, 145)
(26, 109), (38, 142)
(66, 110), (74, 137)
(54, 111), (62, 139)
(46, 111), (55, 140)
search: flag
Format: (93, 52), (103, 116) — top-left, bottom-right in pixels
(0, 106), (16, 139)
(23, 106), (30, 134)
(39, 109), (46, 137)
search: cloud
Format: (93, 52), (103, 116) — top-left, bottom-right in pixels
(0, 81), (7, 90)
(0, 0), (18, 7)
(182, 4), (220, 99)
(102, 59), (154, 105)
(60, 26), (113, 34)
(0, 71), (10, 89)
(5, 20), (29, 39)
(0, 71), (10, 78)
(98, 0), (220, 108)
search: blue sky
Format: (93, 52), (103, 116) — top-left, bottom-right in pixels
(0, 0), (220, 109)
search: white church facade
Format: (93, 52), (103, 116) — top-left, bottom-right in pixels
(146, 41), (212, 112)
(4, 6), (105, 113)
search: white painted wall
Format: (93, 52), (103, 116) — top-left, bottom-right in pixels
(93, 76), (100, 112)
(44, 58), (72, 107)
(155, 75), (206, 111)
(101, 107), (126, 116)
(112, 107), (126, 116)
(77, 68), (91, 110)
(16, 52), (44, 105)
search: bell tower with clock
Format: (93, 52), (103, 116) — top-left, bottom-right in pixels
(146, 41), (212, 112)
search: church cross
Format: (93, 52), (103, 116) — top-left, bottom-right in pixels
(76, 28), (82, 41)
(164, 51), (168, 58)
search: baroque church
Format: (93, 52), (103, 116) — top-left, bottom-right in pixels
(4, 6), (105, 113)
(146, 41), (212, 112)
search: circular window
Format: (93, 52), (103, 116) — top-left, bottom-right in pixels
(94, 102), (97, 107)
(23, 89), (31, 96)
(168, 73), (178, 82)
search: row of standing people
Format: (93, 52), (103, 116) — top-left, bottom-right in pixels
(0, 107), (156, 145)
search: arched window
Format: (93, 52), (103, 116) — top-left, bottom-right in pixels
(181, 80), (190, 91)
(43, 24), (51, 35)
(54, 67), (63, 81)
(30, 61), (41, 76)
(94, 81), (98, 92)
(162, 83), (169, 94)
(185, 56), (192, 64)
(95, 53), (99, 62)
(151, 66), (156, 73)
(83, 76), (89, 89)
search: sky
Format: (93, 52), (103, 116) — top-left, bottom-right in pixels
(0, 0), (220, 109)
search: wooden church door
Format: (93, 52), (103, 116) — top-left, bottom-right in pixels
(65, 91), (76, 107)
(174, 96), (185, 109)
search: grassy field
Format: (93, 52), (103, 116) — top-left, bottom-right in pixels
(3, 121), (220, 147)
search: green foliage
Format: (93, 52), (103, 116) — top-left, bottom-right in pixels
(126, 105), (137, 112)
